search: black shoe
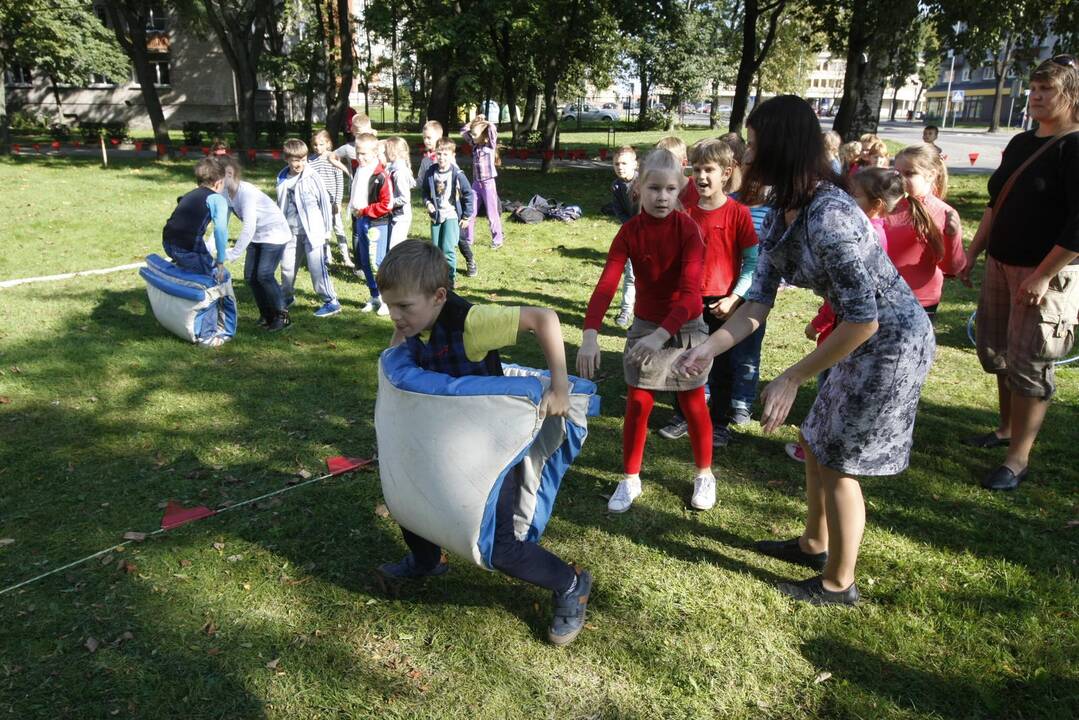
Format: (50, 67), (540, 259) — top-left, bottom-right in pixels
(754, 537), (828, 571)
(776, 575), (859, 606)
(267, 311), (291, 332)
(466, 260), (478, 277)
(257, 314), (272, 328)
(963, 432), (1010, 449)
(712, 425), (734, 448)
(981, 465), (1027, 491)
(728, 409), (752, 426)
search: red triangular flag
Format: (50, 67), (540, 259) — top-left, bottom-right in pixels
(325, 456), (373, 476)
(160, 501), (216, 531)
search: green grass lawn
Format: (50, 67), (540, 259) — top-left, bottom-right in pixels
(0, 157), (1076, 719)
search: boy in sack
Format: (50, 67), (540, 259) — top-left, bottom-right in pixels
(375, 240), (593, 647)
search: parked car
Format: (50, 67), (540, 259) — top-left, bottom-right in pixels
(561, 104), (619, 122)
(715, 104), (732, 115)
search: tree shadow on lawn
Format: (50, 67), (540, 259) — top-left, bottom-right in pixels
(800, 636), (1078, 719)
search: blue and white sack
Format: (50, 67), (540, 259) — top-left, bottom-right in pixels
(139, 254), (237, 346)
(375, 344), (600, 569)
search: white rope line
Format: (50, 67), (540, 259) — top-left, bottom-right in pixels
(0, 262), (145, 289)
(0, 462), (371, 598)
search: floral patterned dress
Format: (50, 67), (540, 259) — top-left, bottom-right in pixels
(744, 183), (936, 476)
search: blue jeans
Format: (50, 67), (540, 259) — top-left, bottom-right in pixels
(353, 217), (381, 298)
(400, 462), (575, 593)
(243, 242), (286, 318)
(163, 239), (213, 277)
(728, 321), (765, 417)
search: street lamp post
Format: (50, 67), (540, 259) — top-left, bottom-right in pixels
(943, 52), (956, 126)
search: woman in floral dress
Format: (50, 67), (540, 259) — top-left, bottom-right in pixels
(676, 96), (935, 605)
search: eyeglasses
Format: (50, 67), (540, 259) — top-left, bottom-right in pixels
(1051, 54), (1077, 68)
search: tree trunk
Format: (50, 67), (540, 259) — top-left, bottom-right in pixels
(49, 77), (65, 122)
(104, 2), (171, 156)
(988, 35), (1014, 133)
(391, 2), (399, 130)
(637, 56), (650, 127)
(833, 3), (885, 141)
(889, 83), (901, 121)
(426, 63), (458, 130)
(326, 0), (354, 146)
(503, 73), (520, 143)
(522, 82), (539, 135)
(753, 74), (763, 108)
(666, 93), (680, 131)
(540, 70), (561, 173)
(729, 0), (785, 134)
(0, 49), (9, 153)
(709, 79), (719, 129)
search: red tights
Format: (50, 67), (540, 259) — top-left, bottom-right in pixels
(623, 385), (712, 475)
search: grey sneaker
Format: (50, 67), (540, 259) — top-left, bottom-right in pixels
(658, 417), (688, 439)
(614, 310), (632, 329)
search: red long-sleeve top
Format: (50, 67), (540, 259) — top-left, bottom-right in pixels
(883, 194), (964, 307)
(584, 210), (705, 335)
(688, 199), (757, 297)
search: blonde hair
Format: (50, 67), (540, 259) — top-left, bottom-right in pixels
(822, 130), (841, 158)
(355, 132), (378, 152)
(384, 136), (411, 171)
(351, 112), (373, 133)
(422, 120), (444, 135)
(859, 134), (888, 161)
(894, 143), (951, 260)
(635, 148), (686, 212)
(311, 129), (333, 148)
(377, 239), (451, 296)
(689, 138), (735, 169)
(838, 141), (862, 172)
(435, 137), (456, 152)
(282, 138), (308, 158)
(655, 135), (688, 165)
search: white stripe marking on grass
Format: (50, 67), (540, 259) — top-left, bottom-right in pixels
(0, 262), (145, 289)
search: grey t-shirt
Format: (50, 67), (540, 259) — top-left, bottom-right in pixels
(434, 168), (457, 220)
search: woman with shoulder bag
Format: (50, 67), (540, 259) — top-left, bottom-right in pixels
(959, 55), (1079, 491)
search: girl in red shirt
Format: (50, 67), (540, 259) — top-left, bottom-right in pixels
(884, 144), (964, 317)
(577, 149), (714, 514)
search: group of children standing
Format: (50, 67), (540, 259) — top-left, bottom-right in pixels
(162, 112), (505, 330)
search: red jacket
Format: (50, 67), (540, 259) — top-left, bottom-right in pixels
(357, 162), (393, 225)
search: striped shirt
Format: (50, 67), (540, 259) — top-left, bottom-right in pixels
(308, 155), (344, 207)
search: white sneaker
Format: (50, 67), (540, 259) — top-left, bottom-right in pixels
(690, 474), (716, 511)
(607, 477), (642, 513)
(360, 300), (377, 313)
(377, 301), (390, 316)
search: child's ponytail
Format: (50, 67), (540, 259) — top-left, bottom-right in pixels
(906, 194), (944, 260)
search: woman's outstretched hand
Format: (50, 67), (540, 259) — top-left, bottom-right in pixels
(759, 370), (802, 433)
(673, 344), (713, 377)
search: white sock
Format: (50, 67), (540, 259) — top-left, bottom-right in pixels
(623, 473), (640, 483)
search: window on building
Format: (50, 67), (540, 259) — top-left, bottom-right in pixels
(960, 67), (971, 81)
(6, 64), (33, 85)
(131, 57), (171, 87)
(146, 4), (168, 32)
(90, 72), (117, 86)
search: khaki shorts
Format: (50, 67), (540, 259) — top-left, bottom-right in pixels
(976, 257), (1079, 399)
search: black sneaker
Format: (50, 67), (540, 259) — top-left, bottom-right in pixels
(658, 417), (688, 439)
(548, 568), (593, 647)
(728, 408), (752, 426)
(754, 537), (828, 571)
(267, 311), (291, 332)
(256, 314), (272, 328)
(467, 260), (478, 277)
(776, 575), (859, 606)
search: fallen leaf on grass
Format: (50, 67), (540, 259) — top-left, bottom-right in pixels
(767, 479), (784, 488)
(122, 532), (147, 542)
(85, 637), (100, 653)
(1066, 519), (1079, 528)
(0, 538), (14, 547)
(265, 658), (280, 670)
(374, 504), (390, 518)
(201, 621), (217, 637)
(0, 397), (10, 405)
(212, 542), (225, 551)
(226, 554), (243, 563)
(116, 631), (134, 644)
(813, 671), (832, 684)
(207, 647), (222, 656)
(179, 559), (192, 568)
(407, 669), (423, 680)
(10, 366), (21, 374)
(296, 469), (312, 480)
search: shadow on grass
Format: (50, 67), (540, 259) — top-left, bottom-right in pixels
(801, 636), (1078, 719)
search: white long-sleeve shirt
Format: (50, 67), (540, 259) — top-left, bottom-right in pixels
(222, 181), (291, 262)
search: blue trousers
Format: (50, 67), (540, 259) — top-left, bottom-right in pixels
(163, 239), (213, 277)
(728, 321), (765, 416)
(242, 242), (286, 318)
(400, 463), (576, 593)
(353, 216), (381, 298)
